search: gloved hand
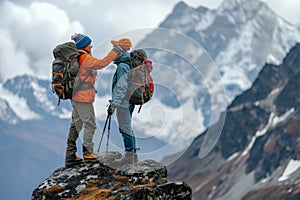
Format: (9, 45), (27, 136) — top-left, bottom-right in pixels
(111, 38), (132, 50)
(111, 38), (132, 60)
(107, 104), (115, 115)
(112, 45), (126, 59)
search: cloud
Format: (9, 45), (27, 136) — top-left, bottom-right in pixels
(57, 0), (174, 40)
(0, 0), (299, 82)
(0, 29), (31, 79)
(261, 0), (300, 24)
(67, 0), (91, 6)
(0, 1), (84, 81)
(93, 0), (300, 35)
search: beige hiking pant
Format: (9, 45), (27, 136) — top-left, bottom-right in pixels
(65, 100), (96, 162)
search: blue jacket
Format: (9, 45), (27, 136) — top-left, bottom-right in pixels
(112, 52), (132, 108)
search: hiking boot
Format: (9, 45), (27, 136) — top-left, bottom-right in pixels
(65, 156), (83, 167)
(115, 151), (138, 166)
(82, 144), (97, 162)
(83, 153), (98, 163)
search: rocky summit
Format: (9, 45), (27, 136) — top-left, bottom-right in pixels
(32, 152), (192, 200)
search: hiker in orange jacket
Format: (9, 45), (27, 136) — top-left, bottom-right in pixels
(65, 33), (132, 167)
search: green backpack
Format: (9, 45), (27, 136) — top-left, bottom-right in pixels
(51, 42), (79, 105)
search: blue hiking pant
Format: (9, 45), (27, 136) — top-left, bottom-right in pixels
(116, 104), (136, 152)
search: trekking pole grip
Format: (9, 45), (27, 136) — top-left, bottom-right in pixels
(107, 100), (114, 115)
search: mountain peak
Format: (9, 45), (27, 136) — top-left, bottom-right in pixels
(173, 1), (189, 10)
(172, 1), (195, 15)
(173, 1), (209, 14)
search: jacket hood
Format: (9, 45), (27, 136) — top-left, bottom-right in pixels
(114, 51), (131, 64)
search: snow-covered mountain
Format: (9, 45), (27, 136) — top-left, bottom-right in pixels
(0, 75), (72, 120)
(134, 0), (300, 148)
(2, 0), (300, 150)
(1, 0), (300, 198)
(0, 97), (19, 124)
(159, 0), (300, 93)
(167, 43), (300, 200)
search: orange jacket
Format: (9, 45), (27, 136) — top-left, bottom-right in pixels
(72, 49), (118, 102)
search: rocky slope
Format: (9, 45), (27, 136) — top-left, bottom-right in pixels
(32, 152), (192, 200)
(167, 43), (300, 199)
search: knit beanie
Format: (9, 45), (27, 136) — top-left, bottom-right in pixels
(71, 33), (92, 49)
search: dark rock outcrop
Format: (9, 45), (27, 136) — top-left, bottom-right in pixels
(32, 152), (192, 200)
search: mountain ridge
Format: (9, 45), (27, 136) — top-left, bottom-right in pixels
(1, 1), (300, 199)
(2, 0), (300, 147)
(167, 43), (300, 200)
(160, 0), (300, 95)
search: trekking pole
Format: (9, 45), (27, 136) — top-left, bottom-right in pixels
(106, 113), (112, 155)
(138, 104), (143, 113)
(96, 100), (112, 154)
(97, 113), (109, 154)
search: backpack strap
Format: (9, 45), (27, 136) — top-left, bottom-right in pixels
(73, 52), (96, 93)
(116, 62), (133, 102)
(78, 51), (88, 66)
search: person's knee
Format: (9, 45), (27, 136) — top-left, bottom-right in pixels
(83, 118), (96, 131)
(86, 123), (96, 132)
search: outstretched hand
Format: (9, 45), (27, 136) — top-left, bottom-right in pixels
(111, 38), (132, 50)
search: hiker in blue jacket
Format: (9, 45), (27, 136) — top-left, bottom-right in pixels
(109, 51), (138, 164)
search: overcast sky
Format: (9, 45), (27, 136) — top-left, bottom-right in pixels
(0, 0), (299, 81)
